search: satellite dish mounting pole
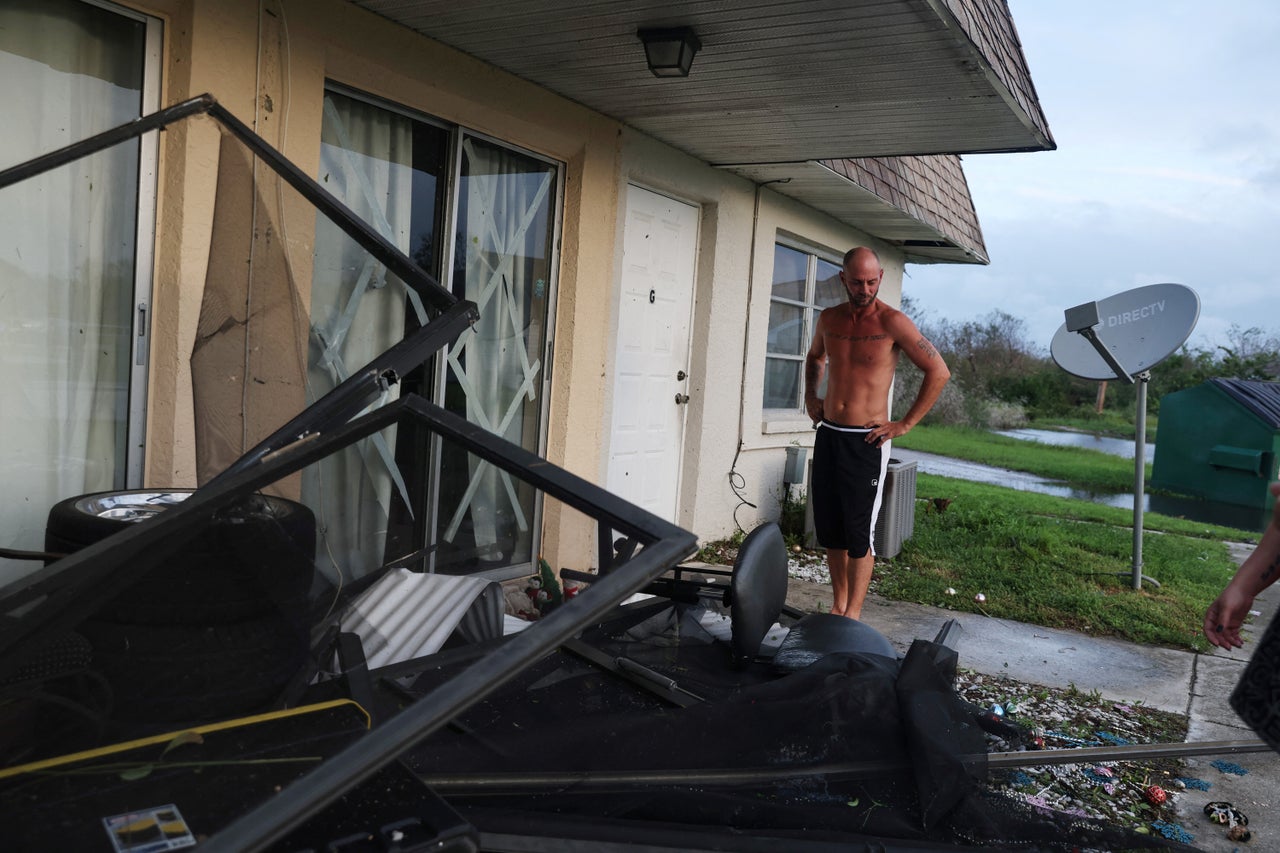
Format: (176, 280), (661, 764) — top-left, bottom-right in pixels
(1131, 371), (1157, 589)
(1062, 300), (1164, 589)
(1052, 284), (1199, 592)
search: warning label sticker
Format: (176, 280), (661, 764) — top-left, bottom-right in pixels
(103, 804), (196, 852)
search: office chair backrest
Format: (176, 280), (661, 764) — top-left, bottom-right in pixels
(729, 522), (789, 668)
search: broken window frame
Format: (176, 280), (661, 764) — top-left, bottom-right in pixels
(0, 93), (698, 850)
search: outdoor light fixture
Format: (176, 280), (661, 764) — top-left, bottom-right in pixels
(638, 27), (701, 77)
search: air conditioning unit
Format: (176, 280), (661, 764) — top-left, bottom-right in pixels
(803, 457), (918, 558)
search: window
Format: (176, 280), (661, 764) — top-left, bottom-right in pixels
(0, 0), (160, 585)
(763, 244), (844, 410)
(303, 88), (452, 585)
(438, 134), (557, 575)
(303, 87), (560, 584)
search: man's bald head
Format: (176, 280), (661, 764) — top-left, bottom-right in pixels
(843, 246), (882, 269)
(840, 247), (883, 308)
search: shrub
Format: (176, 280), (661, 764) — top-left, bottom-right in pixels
(985, 401), (1028, 429)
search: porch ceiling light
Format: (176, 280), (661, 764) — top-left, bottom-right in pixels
(638, 27), (701, 78)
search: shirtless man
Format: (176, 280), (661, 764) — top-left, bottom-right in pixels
(804, 247), (950, 619)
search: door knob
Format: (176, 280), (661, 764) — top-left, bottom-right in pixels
(675, 393), (690, 404)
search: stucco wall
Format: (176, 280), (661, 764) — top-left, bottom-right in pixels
(614, 130), (907, 545)
(129, 0), (623, 565)
(123, 0), (913, 569)
(713, 186), (901, 542)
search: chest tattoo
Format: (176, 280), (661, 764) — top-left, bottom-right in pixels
(830, 332), (888, 343)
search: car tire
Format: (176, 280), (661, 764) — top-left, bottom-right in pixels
(78, 616), (308, 724)
(45, 490), (316, 626)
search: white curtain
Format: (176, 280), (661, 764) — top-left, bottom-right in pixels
(442, 137), (552, 567)
(302, 92), (414, 585)
(0, 0), (143, 585)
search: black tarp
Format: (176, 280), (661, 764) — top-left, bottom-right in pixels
(399, 600), (1193, 852)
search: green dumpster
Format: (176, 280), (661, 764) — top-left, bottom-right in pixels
(1151, 378), (1280, 510)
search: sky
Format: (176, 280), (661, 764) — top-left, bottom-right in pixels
(903, 0), (1280, 355)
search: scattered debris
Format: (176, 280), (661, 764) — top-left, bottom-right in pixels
(1210, 759), (1249, 776)
(1228, 823), (1253, 842)
(955, 669), (1191, 831)
(511, 559), (576, 621)
(1173, 776), (1212, 791)
(756, 550), (1207, 836)
(1202, 800), (1255, 843)
(1150, 819), (1195, 844)
(1096, 731), (1133, 746)
(1204, 801), (1249, 828)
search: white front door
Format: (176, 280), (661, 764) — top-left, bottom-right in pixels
(607, 185), (698, 522)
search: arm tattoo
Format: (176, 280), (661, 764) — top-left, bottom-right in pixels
(914, 337), (939, 359)
(804, 358), (821, 391)
(1262, 551), (1280, 584)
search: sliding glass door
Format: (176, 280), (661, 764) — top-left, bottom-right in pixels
(0, 0), (159, 584)
(305, 88), (559, 584)
(303, 89), (450, 585)
(436, 135), (558, 577)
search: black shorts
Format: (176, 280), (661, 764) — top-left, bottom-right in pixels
(810, 420), (891, 555)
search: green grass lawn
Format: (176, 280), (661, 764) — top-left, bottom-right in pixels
(892, 425), (1145, 492)
(872, 472), (1258, 652)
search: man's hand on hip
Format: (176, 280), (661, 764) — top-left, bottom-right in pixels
(864, 421), (910, 446)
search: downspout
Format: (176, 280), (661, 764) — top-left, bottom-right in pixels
(726, 178), (790, 532)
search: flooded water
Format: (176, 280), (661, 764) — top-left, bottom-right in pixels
(892, 443), (1269, 533)
(994, 428), (1155, 463)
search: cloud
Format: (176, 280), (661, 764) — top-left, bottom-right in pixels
(1092, 165), (1248, 189)
(904, 2), (1280, 356)
(1253, 158), (1280, 190)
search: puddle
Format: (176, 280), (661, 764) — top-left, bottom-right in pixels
(893, 448), (1268, 532)
(994, 428), (1154, 462)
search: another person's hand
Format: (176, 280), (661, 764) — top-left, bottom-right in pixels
(1204, 586), (1254, 649)
(1202, 481), (1280, 649)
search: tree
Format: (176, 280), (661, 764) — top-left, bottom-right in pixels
(929, 310), (1041, 398)
(1215, 325), (1280, 381)
(897, 297), (1280, 427)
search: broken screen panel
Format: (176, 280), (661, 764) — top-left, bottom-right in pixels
(0, 95), (1193, 853)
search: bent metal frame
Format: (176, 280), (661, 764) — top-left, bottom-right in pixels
(2, 93), (1270, 853)
(0, 94), (699, 851)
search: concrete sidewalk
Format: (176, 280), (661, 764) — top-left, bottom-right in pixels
(785, 539), (1280, 851)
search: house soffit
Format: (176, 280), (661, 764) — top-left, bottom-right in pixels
(346, 0), (1050, 264)
(345, 0), (1055, 165)
(727, 159), (989, 266)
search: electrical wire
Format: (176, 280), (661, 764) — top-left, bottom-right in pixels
(726, 178), (790, 533)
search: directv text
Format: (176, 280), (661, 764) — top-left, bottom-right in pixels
(1106, 300), (1164, 327)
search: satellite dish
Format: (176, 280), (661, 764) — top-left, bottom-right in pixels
(1050, 283), (1200, 591)
(1051, 283), (1200, 380)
